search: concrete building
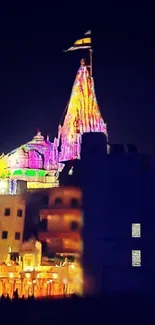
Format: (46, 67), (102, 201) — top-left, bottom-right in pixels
(0, 194), (26, 261)
(59, 132), (155, 295)
(38, 187), (83, 257)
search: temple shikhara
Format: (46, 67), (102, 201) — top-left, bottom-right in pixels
(58, 59), (107, 162)
(0, 31), (107, 298)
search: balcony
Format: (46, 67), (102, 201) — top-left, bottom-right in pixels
(38, 233), (82, 254)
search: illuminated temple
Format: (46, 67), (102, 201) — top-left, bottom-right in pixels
(0, 58), (107, 298)
(58, 59), (107, 161)
(0, 59), (107, 192)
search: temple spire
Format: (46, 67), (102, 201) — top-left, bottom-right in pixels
(59, 62), (107, 162)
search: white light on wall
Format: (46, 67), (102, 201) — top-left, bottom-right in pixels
(0, 180), (8, 194)
(25, 273), (31, 279)
(132, 250), (141, 267)
(132, 223), (141, 238)
(52, 272), (58, 280)
(9, 272), (14, 278)
(68, 167), (73, 175)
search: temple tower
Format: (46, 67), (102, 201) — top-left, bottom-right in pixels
(58, 59), (107, 162)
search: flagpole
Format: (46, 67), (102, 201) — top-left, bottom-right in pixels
(89, 48), (93, 77)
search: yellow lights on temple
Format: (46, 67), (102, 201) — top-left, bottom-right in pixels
(71, 263), (75, 269)
(52, 272), (58, 280)
(9, 272), (14, 278)
(27, 182), (59, 189)
(132, 223), (141, 238)
(25, 266), (34, 272)
(0, 155), (7, 176)
(25, 273), (31, 279)
(132, 250), (141, 267)
(62, 277), (68, 284)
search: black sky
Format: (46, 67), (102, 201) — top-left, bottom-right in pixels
(0, 2), (154, 154)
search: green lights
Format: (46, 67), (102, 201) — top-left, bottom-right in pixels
(25, 169), (36, 176)
(12, 169), (47, 177)
(13, 169), (23, 175)
(38, 170), (47, 177)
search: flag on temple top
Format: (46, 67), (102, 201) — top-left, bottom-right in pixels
(64, 31), (91, 52)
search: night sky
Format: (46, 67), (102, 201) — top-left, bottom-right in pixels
(0, 2), (154, 154)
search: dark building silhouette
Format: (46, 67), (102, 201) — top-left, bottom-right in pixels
(59, 132), (155, 295)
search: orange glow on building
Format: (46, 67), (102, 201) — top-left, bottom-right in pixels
(0, 187), (83, 298)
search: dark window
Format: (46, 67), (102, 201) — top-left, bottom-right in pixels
(2, 231), (8, 239)
(10, 252), (19, 261)
(70, 221), (79, 231)
(39, 219), (47, 232)
(71, 198), (79, 208)
(54, 197), (62, 205)
(42, 242), (47, 256)
(15, 232), (20, 240)
(41, 195), (49, 207)
(4, 208), (10, 216)
(17, 209), (22, 217)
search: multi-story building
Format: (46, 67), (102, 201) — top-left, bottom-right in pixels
(38, 187), (83, 295)
(59, 132), (155, 295)
(0, 194), (26, 261)
(38, 187), (83, 257)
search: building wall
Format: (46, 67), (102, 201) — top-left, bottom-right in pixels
(39, 187), (83, 256)
(0, 195), (26, 261)
(80, 133), (152, 295)
(142, 155), (155, 292)
(100, 153), (143, 293)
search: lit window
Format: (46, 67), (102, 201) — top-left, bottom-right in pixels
(132, 250), (141, 267)
(132, 223), (141, 238)
(68, 167), (73, 175)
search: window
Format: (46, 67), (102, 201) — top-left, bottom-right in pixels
(17, 209), (23, 217)
(39, 219), (47, 232)
(132, 223), (141, 237)
(2, 231), (8, 239)
(70, 198), (79, 209)
(15, 232), (20, 240)
(70, 221), (79, 231)
(132, 250), (141, 267)
(42, 242), (47, 256)
(41, 195), (49, 207)
(4, 208), (10, 216)
(54, 197), (62, 205)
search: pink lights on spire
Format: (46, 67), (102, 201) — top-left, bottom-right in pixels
(58, 64), (107, 162)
